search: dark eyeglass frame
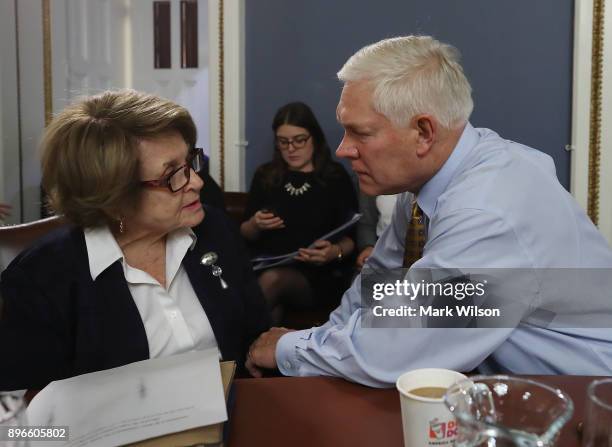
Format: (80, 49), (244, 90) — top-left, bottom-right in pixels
(140, 147), (205, 193)
(275, 134), (311, 150)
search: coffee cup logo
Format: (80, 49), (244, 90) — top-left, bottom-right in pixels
(428, 418), (457, 443)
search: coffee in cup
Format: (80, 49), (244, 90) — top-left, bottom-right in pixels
(408, 386), (447, 399)
(396, 368), (467, 446)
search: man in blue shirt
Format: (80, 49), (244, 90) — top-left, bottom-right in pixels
(246, 35), (612, 387)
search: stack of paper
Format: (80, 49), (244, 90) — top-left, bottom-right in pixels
(129, 361), (235, 447)
(26, 349), (234, 447)
(251, 212), (362, 271)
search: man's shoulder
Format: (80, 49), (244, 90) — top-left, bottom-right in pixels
(440, 131), (560, 215)
(469, 128), (556, 176)
(431, 130), (612, 267)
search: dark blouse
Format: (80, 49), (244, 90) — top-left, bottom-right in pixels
(244, 163), (358, 256)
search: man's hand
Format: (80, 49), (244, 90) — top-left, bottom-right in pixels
(246, 327), (294, 378)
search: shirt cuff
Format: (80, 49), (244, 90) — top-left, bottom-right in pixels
(276, 329), (311, 376)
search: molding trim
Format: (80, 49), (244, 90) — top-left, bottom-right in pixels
(571, 0), (593, 210)
(588, 0), (605, 225)
(42, 0), (52, 127)
(41, 0), (52, 218)
(208, 0), (221, 188)
(217, 0), (225, 188)
(571, 0), (606, 227)
(222, 0), (245, 192)
(209, 0), (245, 192)
(14, 0), (24, 222)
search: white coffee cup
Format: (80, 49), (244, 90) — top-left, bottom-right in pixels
(396, 368), (468, 447)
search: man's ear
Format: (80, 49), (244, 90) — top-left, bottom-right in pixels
(413, 114), (435, 156)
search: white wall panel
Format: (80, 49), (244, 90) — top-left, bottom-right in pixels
(0, 0), (21, 224)
(16, 0), (45, 222)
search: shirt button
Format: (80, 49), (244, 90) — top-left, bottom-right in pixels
(283, 360), (292, 370)
(170, 311), (178, 319)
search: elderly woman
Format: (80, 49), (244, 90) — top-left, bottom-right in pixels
(0, 90), (269, 390)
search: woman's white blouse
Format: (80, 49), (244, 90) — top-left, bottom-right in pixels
(84, 226), (219, 358)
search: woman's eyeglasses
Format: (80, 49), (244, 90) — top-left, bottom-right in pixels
(275, 134), (311, 150)
(140, 147), (205, 193)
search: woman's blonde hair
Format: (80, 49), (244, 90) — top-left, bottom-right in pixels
(41, 89), (196, 227)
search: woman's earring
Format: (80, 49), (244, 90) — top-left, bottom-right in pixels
(119, 217), (125, 234)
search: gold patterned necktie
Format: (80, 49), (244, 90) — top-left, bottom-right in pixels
(402, 200), (427, 268)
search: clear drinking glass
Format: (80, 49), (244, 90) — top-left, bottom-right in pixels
(582, 378), (612, 447)
(444, 375), (574, 446)
(0, 392), (29, 447)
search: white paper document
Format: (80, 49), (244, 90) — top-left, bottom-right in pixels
(251, 212), (362, 271)
(26, 349), (227, 447)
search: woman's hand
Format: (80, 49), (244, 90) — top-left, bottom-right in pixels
(252, 210), (285, 231)
(296, 240), (341, 265)
(0, 202), (11, 220)
(356, 246), (374, 269)
(240, 210), (285, 240)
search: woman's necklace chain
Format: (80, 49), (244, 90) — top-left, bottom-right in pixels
(284, 181), (311, 196)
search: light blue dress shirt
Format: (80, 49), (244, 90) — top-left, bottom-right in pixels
(276, 123), (612, 387)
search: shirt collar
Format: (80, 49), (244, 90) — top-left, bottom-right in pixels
(417, 122), (479, 218)
(84, 225), (197, 281)
(165, 227), (197, 287)
(84, 226), (123, 280)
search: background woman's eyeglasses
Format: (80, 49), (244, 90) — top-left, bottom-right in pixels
(141, 147), (205, 193)
(275, 134), (311, 150)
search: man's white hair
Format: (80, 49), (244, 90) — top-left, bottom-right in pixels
(337, 35), (473, 129)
